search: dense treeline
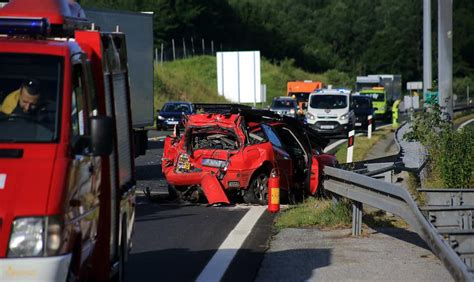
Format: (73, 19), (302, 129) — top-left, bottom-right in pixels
(80, 0), (473, 83)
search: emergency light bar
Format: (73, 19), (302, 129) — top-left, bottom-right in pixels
(0, 17), (49, 36)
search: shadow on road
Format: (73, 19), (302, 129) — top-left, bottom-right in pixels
(136, 164), (164, 181)
(370, 227), (430, 251)
(125, 248), (331, 282)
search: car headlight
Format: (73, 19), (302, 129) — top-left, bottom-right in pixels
(339, 113), (350, 120)
(306, 112), (316, 120)
(8, 216), (64, 258)
(158, 115), (165, 120)
(202, 158), (227, 168)
(8, 217), (44, 257)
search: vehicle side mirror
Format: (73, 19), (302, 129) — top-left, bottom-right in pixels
(90, 115), (114, 156)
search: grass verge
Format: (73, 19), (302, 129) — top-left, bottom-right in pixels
(334, 127), (394, 163)
(453, 111), (474, 127)
(275, 198), (351, 231)
(275, 197), (408, 230)
(154, 56), (353, 110)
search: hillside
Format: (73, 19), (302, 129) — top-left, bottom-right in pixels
(154, 56), (352, 110)
(82, 0), (474, 83)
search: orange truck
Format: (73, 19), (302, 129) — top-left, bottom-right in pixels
(287, 80), (323, 115)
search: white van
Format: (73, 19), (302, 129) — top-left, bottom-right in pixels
(305, 88), (355, 137)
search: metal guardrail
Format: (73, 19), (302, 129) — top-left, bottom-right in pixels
(419, 189), (474, 272)
(454, 103), (474, 113)
(323, 166), (473, 281)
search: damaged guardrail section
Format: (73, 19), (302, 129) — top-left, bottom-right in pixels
(323, 166), (473, 282)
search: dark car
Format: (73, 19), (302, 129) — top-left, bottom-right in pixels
(156, 101), (194, 130)
(269, 97), (298, 118)
(352, 95), (376, 130)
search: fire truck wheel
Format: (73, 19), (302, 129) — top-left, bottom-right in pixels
(243, 170), (269, 205)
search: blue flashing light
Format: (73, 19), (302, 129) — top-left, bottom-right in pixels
(0, 17), (50, 37)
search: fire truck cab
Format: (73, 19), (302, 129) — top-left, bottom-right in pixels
(0, 0), (135, 281)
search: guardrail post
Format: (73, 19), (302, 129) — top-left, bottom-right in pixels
(352, 201), (363, 236)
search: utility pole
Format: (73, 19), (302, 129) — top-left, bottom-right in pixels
(423, 0), (432, 96)
(182, 38), (187, 58)
(172, 38), (176, 61)
(438, 0), (453, 121)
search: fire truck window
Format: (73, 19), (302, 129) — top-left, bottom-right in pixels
(71, 65), (87, 136)
(84, 61), (98, 116)
(0, 54), (62, 142)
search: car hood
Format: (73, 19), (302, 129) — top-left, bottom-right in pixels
(158, 112), (186, 119)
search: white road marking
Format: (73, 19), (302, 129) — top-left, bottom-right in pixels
(196, 206), (266, 282)
(458, 118), (474, 130)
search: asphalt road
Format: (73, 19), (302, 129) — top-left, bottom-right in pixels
(126, 123), (390, 281)
(125, 130), (274, 282)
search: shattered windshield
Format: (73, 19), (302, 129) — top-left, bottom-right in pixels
(188, 126), (240, 151)
(0, 54), (62, 142)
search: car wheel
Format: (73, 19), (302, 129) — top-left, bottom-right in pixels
(243, 171), (269, 205)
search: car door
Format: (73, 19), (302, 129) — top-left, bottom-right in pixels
(261, 124), (292, 190)
(273, 126), (309, 187)
(68, 59), (100, 262)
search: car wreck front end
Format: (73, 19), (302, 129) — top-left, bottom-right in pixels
(162, 113), (275, 204)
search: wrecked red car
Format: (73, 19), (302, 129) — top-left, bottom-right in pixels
(161, 108), (337, 205)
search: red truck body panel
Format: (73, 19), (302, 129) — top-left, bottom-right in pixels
(0, 2), (136, 280)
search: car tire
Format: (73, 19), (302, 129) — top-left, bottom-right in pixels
(243, 170), (269, 205)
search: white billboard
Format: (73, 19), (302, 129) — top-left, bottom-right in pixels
(216, 51), (261, 104)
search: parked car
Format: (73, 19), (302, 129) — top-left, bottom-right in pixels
(161, 108), (337, 205)
(156, 101), (194, 130)
(352, 95), (376, 130)
(269, 96), (298, 118)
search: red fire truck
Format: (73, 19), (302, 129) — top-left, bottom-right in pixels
(0, 0), (141, 280)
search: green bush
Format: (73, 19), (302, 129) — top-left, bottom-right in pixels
(438, 127), (474, 188)
(404, 106), (474, 188)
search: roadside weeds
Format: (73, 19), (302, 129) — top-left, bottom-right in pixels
(276, 126), (408, 231)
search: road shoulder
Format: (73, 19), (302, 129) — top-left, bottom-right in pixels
(256, 227), (452, 281)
